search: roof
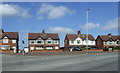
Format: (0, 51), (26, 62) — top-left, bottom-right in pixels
(28, 33), (59, 40)
(98, 35), (120, 41)
(0, 32), (18, 39)
(66, 34), (95, 41)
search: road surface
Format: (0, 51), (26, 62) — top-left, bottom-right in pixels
(2, 52), (119, 71)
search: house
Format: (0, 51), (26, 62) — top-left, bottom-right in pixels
(64, 30), (95, 51)
(96, 33), (120, 49)
(28, 30), (60, 52)
(0, 29), (19, 53)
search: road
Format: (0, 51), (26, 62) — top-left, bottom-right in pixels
(2, 52), (119, 71)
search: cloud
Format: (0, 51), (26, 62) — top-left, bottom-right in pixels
(49, 27), (74, 34)
(37, 3), (76, 20)
(0, 4), (31, 18)
(102, 17), (119, 30)
(82, 23), (100, 29)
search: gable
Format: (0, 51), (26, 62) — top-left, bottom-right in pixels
(36, 36), (43, 40)
(46, 37), (52, 40)
(3, 36), (8, 39)
(75, 37), (82, 41)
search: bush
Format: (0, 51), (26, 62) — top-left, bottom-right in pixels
(113, 47), (120, 50)
(82, 47), (86, 50)
(103, 48), (108, 51)
(82, 47), (92, 50)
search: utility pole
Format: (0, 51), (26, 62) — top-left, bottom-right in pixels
(86, 8), (90, 54)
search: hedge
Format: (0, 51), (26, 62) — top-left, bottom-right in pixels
(112, 47), (120, 50)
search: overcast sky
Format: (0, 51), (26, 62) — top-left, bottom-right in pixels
(1, 2), (119, 48)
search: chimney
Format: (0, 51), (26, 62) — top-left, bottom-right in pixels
(0, 29), (4, 34)
(42, 29), (46, 36)
(108, 33), (112, 37)
(42, 29), (45, 34)
(77, 30), (81, 34)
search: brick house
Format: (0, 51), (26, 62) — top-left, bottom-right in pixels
(28, 30), (60, 51)
(64, 30), (95, 51)
(96, 33), (120, 49)
(0, 29), (19, 53)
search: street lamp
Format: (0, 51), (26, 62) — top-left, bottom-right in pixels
(86, 8), (90, 54)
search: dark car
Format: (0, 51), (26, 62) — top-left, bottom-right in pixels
(72, 46), (82, 51)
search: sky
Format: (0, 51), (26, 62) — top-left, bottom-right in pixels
(1, 2), (119, 48)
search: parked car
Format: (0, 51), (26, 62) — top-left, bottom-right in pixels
(70, 46), (82, 51)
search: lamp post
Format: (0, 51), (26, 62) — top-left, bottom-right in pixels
(86, 8), (90, 54)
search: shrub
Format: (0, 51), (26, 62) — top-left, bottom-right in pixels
(82, 47), (86, 50)
(103, 48), (108, 51)
(113, 47), (120, 50)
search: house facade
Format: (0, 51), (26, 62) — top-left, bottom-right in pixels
(96, 33), (120, 49)
(28, 30), (60, 51)
(64, 31), (95, 51)
(0, 29), (19, 53)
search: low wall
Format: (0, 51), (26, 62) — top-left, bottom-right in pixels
(31, 49), (63, 52)
(0, 50), (13, 53)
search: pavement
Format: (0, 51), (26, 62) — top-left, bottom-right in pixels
(1, 52), (119, 71)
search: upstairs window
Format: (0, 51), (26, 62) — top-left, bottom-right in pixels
(117, 41), (120, 44)
(37, 40), (42, 43)
(105, 42), (107, 44)
(30, 41), (34, 44)
(12, 40), (16, 43)
(71, 40), (74, 44)
(77, 40), (80, 44)
(91, 41), (94, 43)
(54, 41), (58, 44)
(109, 41), (112, 44)
(47, 40), (52, 44)
(3, 39), (8, 43)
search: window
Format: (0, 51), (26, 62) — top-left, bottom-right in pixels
(30, 47), (34, 50)
(3, 39), (8, 43)
(71, 40), (74, 44)
(30, 41), (34, 44)
(46, 47), (53, 50)
(12, 40), (16, 43)
(109, 41), (112, 44)
(47, 40), (52, 44)
(54, 41), (58, 44)
(55, 46), (59, 49)
(37, 40), (42, 43)
(117, 41), (120, 44)
(36, 47), (43, 50)
(91, 41), (94, 43)
(77, 40), (80, 44)
(2, 45), (10, 50)
(105, 42), (107, 44)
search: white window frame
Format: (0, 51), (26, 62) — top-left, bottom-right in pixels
(1, 45), (10, 50)
(46, 47), (53, 50)
(30, 40), (35, 44)
(77, 40), (80, 44)
(12, 40), (16, 43)
(36, 47), (43, 50)
(71, 40), (74, 44)
(37, 40), (42, 44)
(55, 46), (59, 49)
(30, 47), (34, 50)
(3, 39), (9, 43)
(47, 40), (52, 44)
(54, 41), (58, 44)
